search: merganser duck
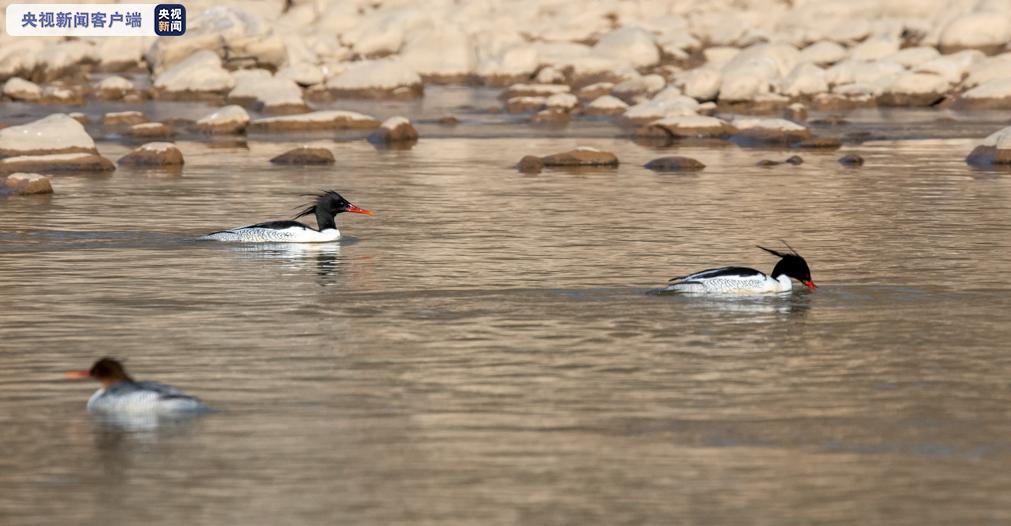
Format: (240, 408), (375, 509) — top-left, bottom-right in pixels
(201, 190), (373, 242)
(665, 243), (816, 294)
(65, 357), (208, 414)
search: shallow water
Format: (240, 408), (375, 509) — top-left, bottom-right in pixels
(3, 98), (1011, 524)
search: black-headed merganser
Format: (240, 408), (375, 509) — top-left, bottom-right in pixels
(202, 190), (373, 242)
(665, 243), (816, 294)
(65, 358), (208, 414)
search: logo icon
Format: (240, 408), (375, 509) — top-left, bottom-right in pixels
(154, 4), (184, 36)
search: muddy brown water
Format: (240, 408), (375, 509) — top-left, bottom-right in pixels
(2, 89), (1011, 524)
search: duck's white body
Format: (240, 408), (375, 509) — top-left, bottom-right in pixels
(86, 381), (208, 414)
(666, 267), (793, 294)
(202, 223), (340, 243)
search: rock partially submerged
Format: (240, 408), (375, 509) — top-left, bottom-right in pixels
(637, 115), (735, 140)
(0, 114), (99, 157)
(248, 110), (381, 132)
(104, 111), (147, 126)
(955, 77), (1011, 109)
(228, 71), (308, 114)
(270, 146), (336, 165)
(367, 116), (419, 144)
(117, 142), (184, 166)
(95, 76), (136, 100)
(196, 105), (251, 134)
(0, 153), (115, 174)
(3, 173), (53, 195)
(128, 122), (175, 139)
(966, 126), (1011, 165)
(539, 147), (619, 167)
(583, 95), (628, 115)
(730, 117), (811, 145)
(644, 156), (705, 172)
(838, 153), (865, 166)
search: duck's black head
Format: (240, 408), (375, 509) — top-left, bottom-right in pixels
(65, 357), (133, 387)
(759, 243), (816, 289)
(294, 191), (373, 230)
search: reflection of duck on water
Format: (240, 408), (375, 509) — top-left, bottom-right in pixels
(201, 191), (373, 243)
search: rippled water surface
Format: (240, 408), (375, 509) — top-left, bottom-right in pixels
(3, 98), (1011, 525)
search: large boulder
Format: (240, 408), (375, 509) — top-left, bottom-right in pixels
(0, 153), (115, 174)
(939, 12), (1010, 54)
(153, 50), (235, 99)
(966, 126), (1011, 165)
(117, 142), (184, 166)
(400, 26), (476, 81)
(325, 59), (423, 99)
(196, 105), (251, 134)
(0, 114), (98, 157)
(248, 110), (381, 132)
(878, 73), (949, 107)
(228, 72), (307, 114)
(955, 77), (1011, 109)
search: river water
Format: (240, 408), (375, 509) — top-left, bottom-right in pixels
(2, 92), (1011, 524)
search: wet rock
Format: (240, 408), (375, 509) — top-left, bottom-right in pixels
(756, 159), (782, 167)
(529, 109), (570, 125)
(966, 126), (1011, 166)
(95, 76), (135, 100)
(367, 117), (419, 144)
(516, 155), (543, 173)
(270, 147), (336, 165)
(0, 114), (98, 157)
(644, 156), (705, 172)
(69, 112), (89, 125)
(878, 73), (949, 107)
(103, 111), (147, 126)
(438, 115), (460, 126)
(583, 95), (629, 116)
(792, 137), (842, 149)
(3, 78), (41, 101)
(153, 50), (235, 100)
(784, 103), (808, 122)
(540, 147), (619, 167)
(838, 153), (865, 166)
(117, 142), (184, 166)
(501, 83), (571, 100)
(196, 105), (251, 134)
(248, 110), (381, 133)
(326, 59), (423, 99)
(506, 96), (547, 113)
(730, 117), (811, 146)
(0, 153), (115, 174)
(785, 155), (804, 165)
(128, 122), (175, 139)
(637, 115), (735, 140)
(4, 173), (53, 195)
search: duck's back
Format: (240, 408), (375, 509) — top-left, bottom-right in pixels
(87, 381), (208, 414)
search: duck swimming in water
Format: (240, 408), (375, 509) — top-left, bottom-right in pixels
(65, 357), (208, 414)
(202, 190), (373, 243)
(664, 243), (816, 294)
